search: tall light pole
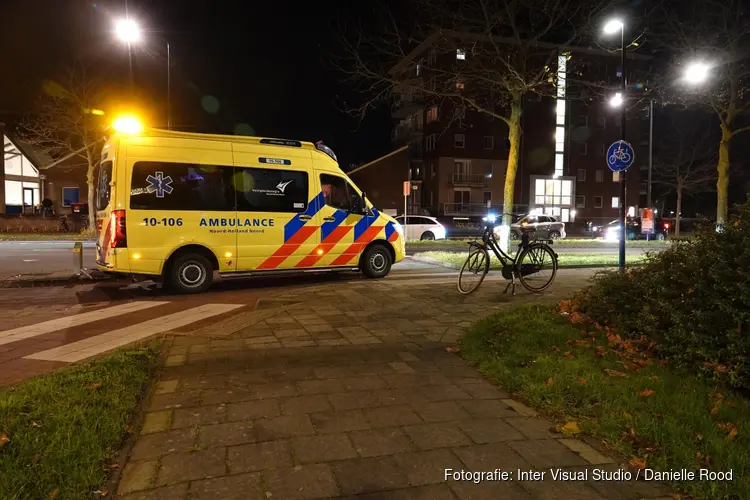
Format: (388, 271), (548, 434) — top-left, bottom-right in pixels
(115, 18), (172, 130)
(604, 18), (627, 271)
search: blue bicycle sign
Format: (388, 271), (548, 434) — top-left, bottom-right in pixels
(606, 141), (635, 172)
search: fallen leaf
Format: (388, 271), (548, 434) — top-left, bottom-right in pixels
(578, 378), (587, 385)
(695, 434), (703, 441)
(650, 376), (660, 382)
(556, 421), (581, 437)
(728, 427), (738, 441)
(711, 406), (720, 417)
(628, 457), (646, 469)
(49, 489), (59, 500)
(658, 360), (668, 368)
(30, 421), (42, 428)
(593, 346), (607, 357)
(32, 455), (40, 464)
(100, 488), (109, 497)
(716, 422), (734, 433)
(110, 463), (121, 470)
(637, 388), (655, 397)
(445, 346), (460, 354)
(623, 412), (633, 420)
(125, 425), (134, 434)
(0, 432), (9, 448)
(545, 378), (555, 386)
(90, 382), (103, 389)
(603, 369), (628, 378)
(564, 351), (575, 359)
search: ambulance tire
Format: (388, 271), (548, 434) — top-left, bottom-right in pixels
(167, 253), (213, 294)
(360, 244), (392, 279)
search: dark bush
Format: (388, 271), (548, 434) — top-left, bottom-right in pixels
(575, 198), (750, 389)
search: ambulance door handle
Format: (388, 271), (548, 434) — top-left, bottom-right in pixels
(323, 217), (336, 222)
(299, 215), (312, 221)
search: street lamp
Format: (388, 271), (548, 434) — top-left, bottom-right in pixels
(114, 18), (172, 130)
(684, 62), (709, 84)
(609, 92), (624, 107)
(603, 17), (627, 271)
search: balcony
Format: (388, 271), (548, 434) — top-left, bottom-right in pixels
(452, 173), (488, 186)
(443, 203), (496, 216)
(391, 95), (423, 119)
(392, 123), (423, 143)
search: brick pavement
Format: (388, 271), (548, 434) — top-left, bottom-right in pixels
(115, 268), (673, 500)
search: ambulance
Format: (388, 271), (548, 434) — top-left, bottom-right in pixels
(95, 121), (405, 293)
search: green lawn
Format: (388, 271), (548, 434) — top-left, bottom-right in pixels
(0, 344), (161, 500)
(407, 238), (671, 247)
(0, 233), (95, 241)
(418, 250), (647, 268)
(460, 305), (750, 499)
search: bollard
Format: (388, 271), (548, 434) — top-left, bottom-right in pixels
(72, 242), (92, 279)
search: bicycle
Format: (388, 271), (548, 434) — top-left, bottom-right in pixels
(457, 216), (559, 296)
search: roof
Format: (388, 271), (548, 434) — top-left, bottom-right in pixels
(347, 146), (409, 175)
(3, 133), (53, 169)
(390, 30), (652, 74)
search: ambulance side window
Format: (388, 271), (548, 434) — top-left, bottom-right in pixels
(320, 174), (351, 211)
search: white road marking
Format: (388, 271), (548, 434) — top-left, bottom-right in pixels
(25, 303), (243, 363)
(22, 259), (39, 262)
(0, 301), (168, 346)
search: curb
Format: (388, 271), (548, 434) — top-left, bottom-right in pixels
(0, 271), (116, 288)
(408, 254), (642, 270)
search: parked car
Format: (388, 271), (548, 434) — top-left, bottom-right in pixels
(395, 215), (447, 241)
(499, 214), (566, 240)
(595, 217), (670, 240)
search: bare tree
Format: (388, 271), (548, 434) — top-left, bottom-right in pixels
(655, 0), (750, 226)
(20, 62), (108, 231)
(653, 112), (716, 236)
(335, 0), (608, 249)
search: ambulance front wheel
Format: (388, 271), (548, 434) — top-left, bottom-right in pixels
(168, 253), (213, 293)
(361, 244), (393, 279)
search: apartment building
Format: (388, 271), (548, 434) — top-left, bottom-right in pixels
(351, 33), (651, 229)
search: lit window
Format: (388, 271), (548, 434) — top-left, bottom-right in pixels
(456, 81), (465, 90)
(427, 106), (439, 123)
(612, 197), (620, 208)
(456, 49), (466, 60)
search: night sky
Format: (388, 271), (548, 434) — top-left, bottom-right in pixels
(0, 0), (395, 169)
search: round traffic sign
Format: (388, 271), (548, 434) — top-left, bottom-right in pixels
(606, 141), (635, 172)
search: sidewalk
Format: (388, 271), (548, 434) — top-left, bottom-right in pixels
(115, 270), (672, 499)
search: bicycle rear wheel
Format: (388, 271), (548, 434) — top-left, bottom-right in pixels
(457, 247), (490, 295)
(515, 243), (558, 293)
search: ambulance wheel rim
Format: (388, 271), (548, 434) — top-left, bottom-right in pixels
(370, 253), (387, 272)
(180, 263), (205, 287)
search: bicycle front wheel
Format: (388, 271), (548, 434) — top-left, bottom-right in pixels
(515, 243), (558, 293)
(457, 247), (490, 295)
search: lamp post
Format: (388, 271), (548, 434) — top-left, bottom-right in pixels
(603, 18), (627, 271)
(115, 19), (172, 130)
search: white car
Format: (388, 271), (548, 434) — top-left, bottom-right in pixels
(395, 215), (447, 241)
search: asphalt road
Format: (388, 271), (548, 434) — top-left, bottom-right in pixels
(0, 239), (666, 279)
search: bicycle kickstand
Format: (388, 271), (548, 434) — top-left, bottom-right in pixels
(503, 278), (517, 296)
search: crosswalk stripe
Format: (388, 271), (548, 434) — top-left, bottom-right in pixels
(0, 301), (169, 346)
(24, 303), (244, 363)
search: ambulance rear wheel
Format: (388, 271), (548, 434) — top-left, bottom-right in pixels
(361, 244), (392, 279)
(168, 254), (213, 293)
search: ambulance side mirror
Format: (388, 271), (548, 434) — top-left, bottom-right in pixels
(361, 192), (374, 216)
(350, 193), (364, 214)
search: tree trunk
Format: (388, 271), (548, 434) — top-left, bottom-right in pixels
(87, 162), (96, 232)
(499, 96), (523, 252)
(716, 125), (731, 226)
(675, 186), (682, 237)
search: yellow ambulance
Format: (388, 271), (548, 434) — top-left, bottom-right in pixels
(95, 123), (405, 293)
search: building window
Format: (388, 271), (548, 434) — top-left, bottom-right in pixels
(456, 81), (464, 90)
(594, 196), (603, 208)
(577, 169), (586, 182)
(485, 163), (493, 178)
(427, 106), (439, 123)
(483, 136), (494, 149)
(595, 170), (604, 182)
(483, 191), (492, 205)
(575, 195), (585, 208)
(577, 143), (588, 155)
(456, 49), (466, 60)
(454, 134), (465, 148)
(612, 196), (620, 208)
(62, 187), (80, 208)
(425, 134), (438, 151)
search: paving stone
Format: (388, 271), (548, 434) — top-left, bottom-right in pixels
(227, 371), (272, 386)
(458, 399), (518, 419)
(279, 394), (333, 414)
(264, 464), (339, 500)
(449, 479), (532, 500)
(457, 418), (526, 444)
(297, 378), (345, 394)
(420, 384), (473, 401)
(226, 399), (280, 421)
(343, 375), (388, 391)
(274, 328), (309, 338)
(198, 420), (256, 448)
(117, 459), (159, 495)
(328, 390), (381, 410)
(380, 373), (425, 388)
(255, 414), (316, 441)
(374, 388), (428, 406)
(519, 476), (606, 499)
(392, 449), (465, 486)
(165, 354), (186, 367)
(155, 380), (179, 395)
(130, 429), (196, 460)
(414, 401), (472, 422)
(351, 362), (398, 375)
(349, 427), (416, 457)
(291, 433), (357, 462)
(502, 398), (537, 417)
(157, 447), (226, 485)
(189, 472), (264, 500)
(248, 382), (298, 399)
(559, 439), (615, 465)
(119, 483), (189, 500)
(149, 391), (202, 412)
(402, 422), (472, 450)
(141, 411), (171, 434)
(244, 336), (279, 346)
(452, 443), (532, 470)
(227, 440), (293, 473)
(310, 409), (371, 433)
(172, 405), (227, 429)
(268, 367), (314, 382)
(458, 382), (510, 399)
(397, 351), (420, 362)
(364, 404), (423, 427)
(341, 484), (458, 500)
(388, 361), (417, 374)
(504, 416), (559, 439)
(507, 439), (589, 468)
(201, 388), (255, 406)
(331, 456), (410, 495)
